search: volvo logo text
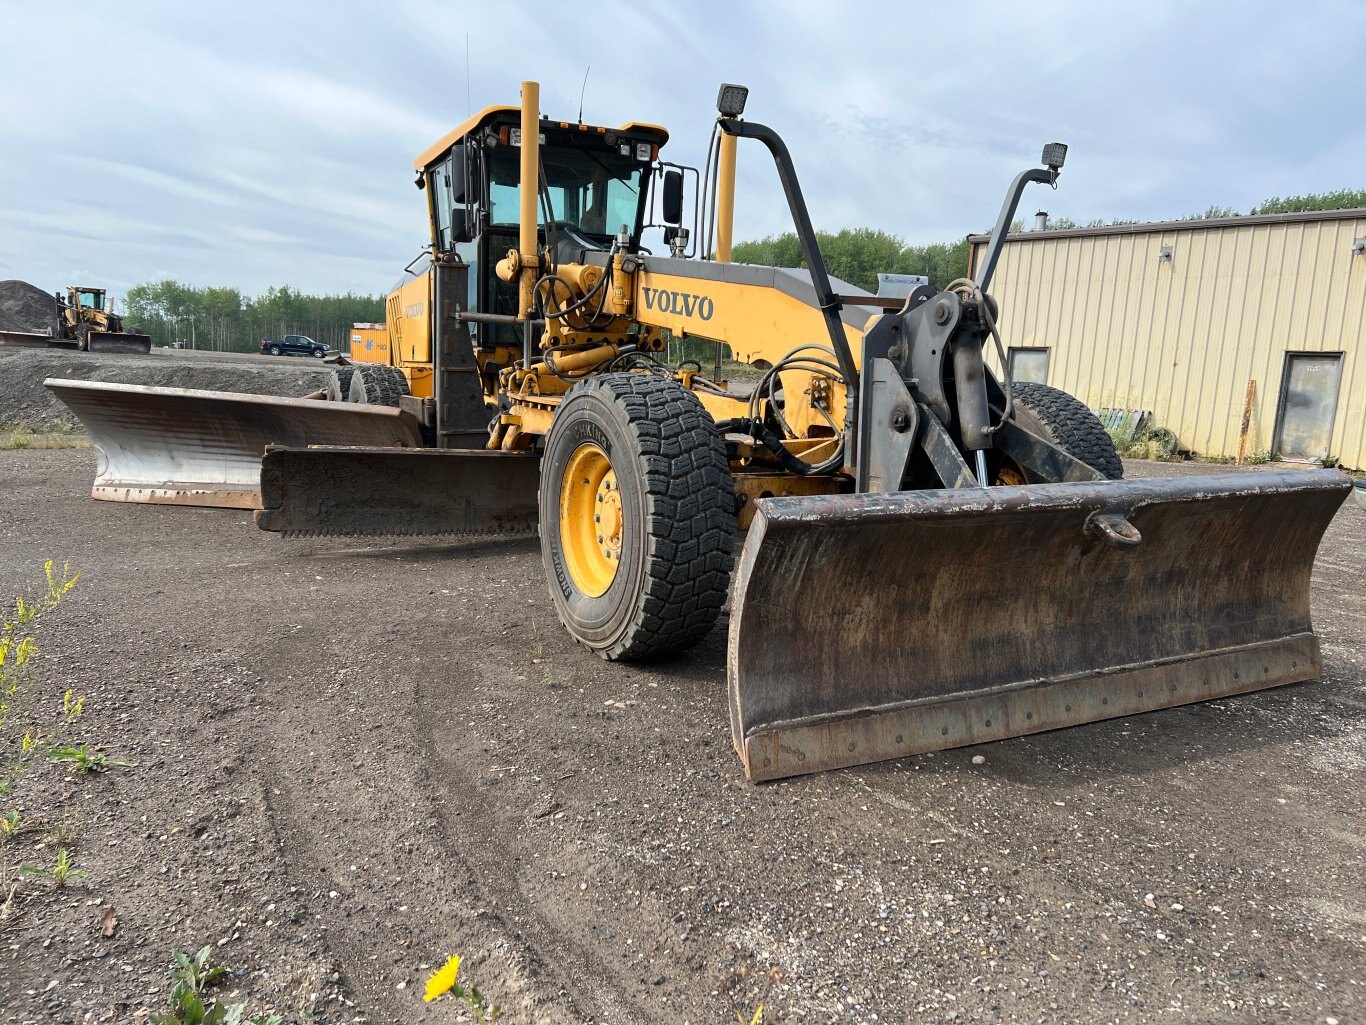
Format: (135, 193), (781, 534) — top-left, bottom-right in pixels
(641, 287), (714, 321)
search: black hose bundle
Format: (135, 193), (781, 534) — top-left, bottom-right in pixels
(714, 417), (818, 476)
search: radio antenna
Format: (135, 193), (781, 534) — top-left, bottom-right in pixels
(577, 66), (591, 123)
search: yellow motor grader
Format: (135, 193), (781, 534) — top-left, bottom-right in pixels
(48, 82), (1351, 781)
(0, 285), (151, 353)
(59, 286), (152, 353)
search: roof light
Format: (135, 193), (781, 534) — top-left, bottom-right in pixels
(635, 142), (652, 161)
(1041, 142), (1068, 171)
(716, 83), (749, 117)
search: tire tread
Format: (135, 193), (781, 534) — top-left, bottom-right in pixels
(548, 373), (735, 661)
(1012, 381), (1123, 479)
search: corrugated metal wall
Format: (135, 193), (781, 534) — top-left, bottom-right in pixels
(977, 211), (1366, 468)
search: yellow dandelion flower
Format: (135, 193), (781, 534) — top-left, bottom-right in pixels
(424, 954), (461, 1003)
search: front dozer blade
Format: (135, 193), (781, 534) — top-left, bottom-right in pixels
(729, 469), (1351, 782)
(256, 446), (541, 537)
(86, 331), (153, 355)
(46, 378), (422, 509)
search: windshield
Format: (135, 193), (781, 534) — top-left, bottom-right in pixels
(76, 290), (103, 310)
(488, 142), (644, 238)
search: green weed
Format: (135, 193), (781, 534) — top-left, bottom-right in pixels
(48, 743), (130, 775)
(2, 562), (79, 793)
(20, 846), (85, 887)
(152, 947), (282, 1025)
(0, 810), (19, 843)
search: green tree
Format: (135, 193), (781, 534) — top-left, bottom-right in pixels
(1250, 188), (1366, 214)
(731, 228), (970, 291)
(124, 281), (383, 353)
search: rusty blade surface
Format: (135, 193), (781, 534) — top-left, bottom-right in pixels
(728, 469), (1352, 782)
(85, 332), (153, 355)
(255, 446), (541, 537)
(45, 378), (422, 509)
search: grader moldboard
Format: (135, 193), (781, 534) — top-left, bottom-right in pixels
(49, 81), (1351, 782)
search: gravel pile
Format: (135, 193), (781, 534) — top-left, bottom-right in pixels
(0, 347), (333, 429)
(0, 278), (59, 335)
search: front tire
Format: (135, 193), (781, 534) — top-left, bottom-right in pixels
(540, 373), (735, 660)
(1011, 381), (1123, 480)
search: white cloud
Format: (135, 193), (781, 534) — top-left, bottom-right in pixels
(1, 0), (1363, 297)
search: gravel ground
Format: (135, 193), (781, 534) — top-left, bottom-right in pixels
(0, 450), (1362, 1025)
(0, 347), (333, 430)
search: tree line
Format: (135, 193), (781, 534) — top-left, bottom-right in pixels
(123, 281), (384, 353)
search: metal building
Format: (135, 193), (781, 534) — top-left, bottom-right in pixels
(968, 209), (1366, 469)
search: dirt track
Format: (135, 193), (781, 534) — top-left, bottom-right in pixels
(1, 449), (1363, 1025)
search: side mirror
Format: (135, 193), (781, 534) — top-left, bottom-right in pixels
(449, 145), (468, 204)
(451, 207), (474, 244)
(661, 169), (684, 225)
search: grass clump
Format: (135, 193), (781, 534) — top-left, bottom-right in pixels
(0, 424), (89, 450)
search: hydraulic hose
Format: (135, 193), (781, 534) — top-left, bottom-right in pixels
(715, 417), (819, 476)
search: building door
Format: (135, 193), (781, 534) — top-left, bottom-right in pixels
(1273, 352), (1344, 461)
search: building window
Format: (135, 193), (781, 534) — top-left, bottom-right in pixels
(1008, 347), (1050, 384)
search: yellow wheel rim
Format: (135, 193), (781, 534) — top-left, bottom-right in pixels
(996, 463), (1027, 486)
(559, 443), (622, 598)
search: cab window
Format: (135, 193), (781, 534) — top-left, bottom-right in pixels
(487, 139), (645, 240)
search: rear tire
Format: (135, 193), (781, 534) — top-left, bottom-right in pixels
(1011, 382), (1123, 480)
(326, 367), (357, 402)
(540, 373), (735, 660)
(268, 344), (282, 356)
(348, 364), (410, 406)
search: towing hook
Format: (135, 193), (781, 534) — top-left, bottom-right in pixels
(1085, 511), (1143, 550)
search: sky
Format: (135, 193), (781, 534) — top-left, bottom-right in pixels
(3, 0), (1365, 301)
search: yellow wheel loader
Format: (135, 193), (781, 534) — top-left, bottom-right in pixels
(49, 82), (1352, 781)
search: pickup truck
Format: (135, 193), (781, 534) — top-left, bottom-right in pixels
(260, 334), (327, 358)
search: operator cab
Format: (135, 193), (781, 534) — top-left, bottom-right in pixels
(69, 287), (105, 311)
(415, 106), (668, 349)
